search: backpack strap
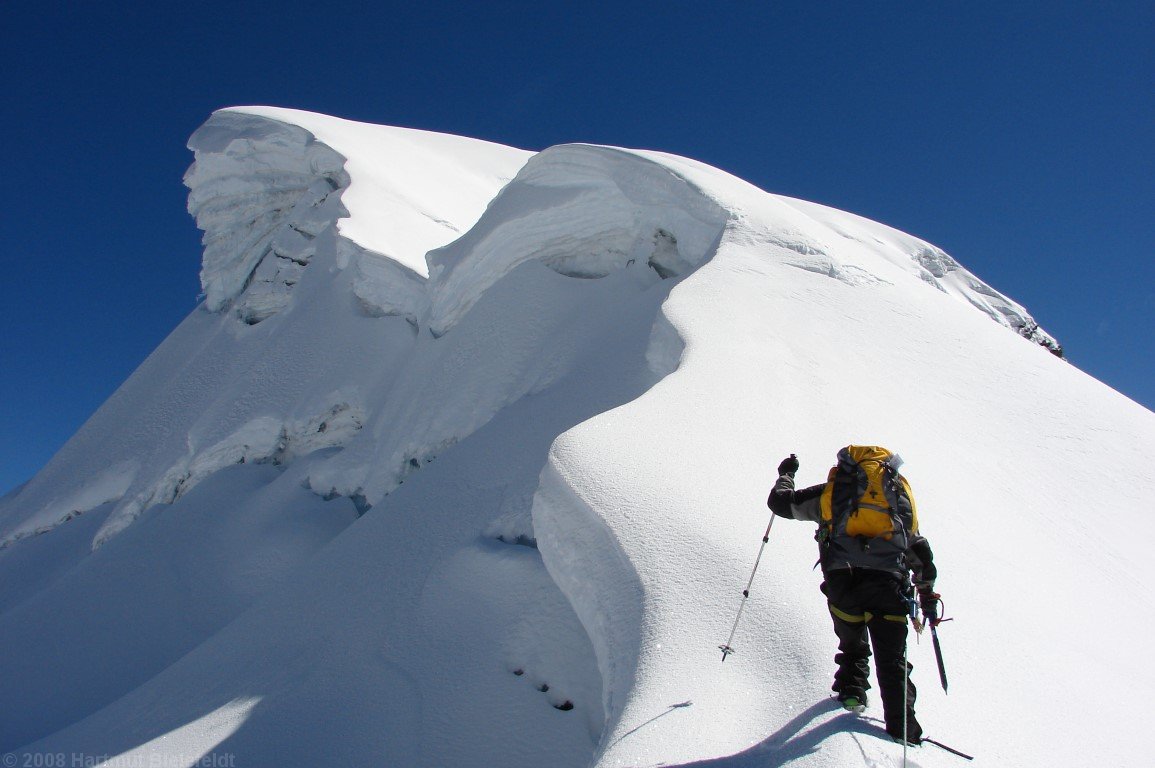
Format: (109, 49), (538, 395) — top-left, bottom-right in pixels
(898, 474), (918, 535)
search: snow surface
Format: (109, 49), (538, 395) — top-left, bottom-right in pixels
(1, 108), (1151, 768)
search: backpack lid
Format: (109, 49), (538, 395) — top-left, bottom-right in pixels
(841, 445), (896, 467)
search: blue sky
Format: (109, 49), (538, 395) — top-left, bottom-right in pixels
(1, 1), (1151, 495)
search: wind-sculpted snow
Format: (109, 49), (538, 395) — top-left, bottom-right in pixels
(186, 107), (531, 324)
(2, 110), (1149, 768)
(186, 112), (349, 322)
(428, 144), (729, 336)
(300, 142), (728, 513)
(109, 405), (367, 540)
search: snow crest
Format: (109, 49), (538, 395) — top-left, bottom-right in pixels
(777, 196), (1063, 354)
(428, 144), (729, 336)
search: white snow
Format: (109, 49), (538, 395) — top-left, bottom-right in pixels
(1, 109), (1150, 768)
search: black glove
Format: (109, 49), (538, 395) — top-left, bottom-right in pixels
(777, 454), (799, 476)
(919, 590), (941, 624)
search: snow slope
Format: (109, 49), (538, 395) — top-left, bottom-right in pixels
(1, 108), (1150, 768)
(0, 107), (532, 552)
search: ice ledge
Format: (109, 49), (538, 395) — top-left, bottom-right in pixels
(185, 111), (352, 323)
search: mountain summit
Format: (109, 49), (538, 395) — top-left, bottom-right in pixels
(1, 108), (1148, 768)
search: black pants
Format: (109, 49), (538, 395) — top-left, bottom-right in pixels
(822, 569), (921, 741)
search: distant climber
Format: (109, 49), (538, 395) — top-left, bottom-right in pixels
(768, 446), (939, 745)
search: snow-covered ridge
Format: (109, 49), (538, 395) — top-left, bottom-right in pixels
(0, 107), (1062, 562)
(186, 107), (1059, 352)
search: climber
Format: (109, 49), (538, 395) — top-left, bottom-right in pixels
(768, 447), (939, 745)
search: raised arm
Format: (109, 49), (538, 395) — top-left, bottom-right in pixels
(767, 455), (824, 523)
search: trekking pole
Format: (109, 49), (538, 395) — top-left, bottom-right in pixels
(902, 592), (919, 767)
(719, 512), (776, 662)
(902, 639), (910, 768)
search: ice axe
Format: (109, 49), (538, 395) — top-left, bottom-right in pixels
(931, 624), (949, 692)
(922, 594), (952, 693)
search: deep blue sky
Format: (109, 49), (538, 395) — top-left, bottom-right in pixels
(2, 1), (1151, 494)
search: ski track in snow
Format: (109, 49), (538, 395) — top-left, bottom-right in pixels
(0, 107), (1150, 768)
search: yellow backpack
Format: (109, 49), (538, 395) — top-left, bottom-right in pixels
(818, 445), (918, 571)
